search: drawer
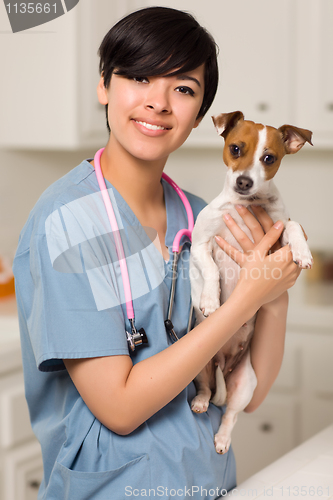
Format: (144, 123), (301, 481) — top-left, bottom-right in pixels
(232, 393), (297, 483)
(0, 377), (34, 449)
(3, 441), (43, 500)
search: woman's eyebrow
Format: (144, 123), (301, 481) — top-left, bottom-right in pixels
(175, 75), (201, 87)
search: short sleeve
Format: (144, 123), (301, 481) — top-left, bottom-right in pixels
(20, 231), (129, 372)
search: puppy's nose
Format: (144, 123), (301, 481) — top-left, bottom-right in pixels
(236, 176), (253, 192)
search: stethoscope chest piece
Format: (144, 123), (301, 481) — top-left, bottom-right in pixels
(126, 318), (149, 352)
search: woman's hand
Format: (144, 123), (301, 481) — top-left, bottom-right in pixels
(215, 205), (301, 309)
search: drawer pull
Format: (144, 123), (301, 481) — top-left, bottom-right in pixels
(28, 480), (41, 490)
(257, 102), (269, 112)
(260, 422), (273, 433)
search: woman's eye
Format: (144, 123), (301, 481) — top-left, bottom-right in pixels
(262, 154), (276, 165)
(176, 86), (195, 96)
(230, 145), (241, 157)
(133, 77), (149, 83)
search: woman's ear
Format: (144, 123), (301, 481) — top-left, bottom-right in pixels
(97, 76), (108, 105)
(193, 116), (203, 129)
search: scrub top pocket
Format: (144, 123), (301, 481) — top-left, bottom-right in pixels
(45, 454), (150, 500)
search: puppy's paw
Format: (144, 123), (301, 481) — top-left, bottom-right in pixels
(200, 295), (220, 317)
(191, 396), (210, 413)
(290, 241), (313, 269)
(214, 433), (231, 455)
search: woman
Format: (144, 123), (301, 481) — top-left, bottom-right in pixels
(13, 7), (299, 499)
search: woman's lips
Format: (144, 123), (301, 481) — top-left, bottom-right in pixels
(132, 119), (172, 135)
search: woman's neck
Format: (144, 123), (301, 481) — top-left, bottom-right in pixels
(92, 138), (168, 228)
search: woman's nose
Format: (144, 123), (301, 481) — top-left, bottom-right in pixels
(144, 81), (171, 114)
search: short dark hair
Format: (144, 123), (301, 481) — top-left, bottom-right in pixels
(98, 6), (219, 132)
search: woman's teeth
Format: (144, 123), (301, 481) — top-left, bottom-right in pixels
(135, 120), (166, 131)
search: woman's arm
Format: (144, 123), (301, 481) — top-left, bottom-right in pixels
(244, 291), (288, 413)
(64, 215), (299, 435)
(215, 204), (293, 414)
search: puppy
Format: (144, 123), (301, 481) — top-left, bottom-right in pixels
(189, 111), (313, 454)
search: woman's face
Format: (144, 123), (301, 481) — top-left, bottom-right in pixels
(97, 64), (205, 164)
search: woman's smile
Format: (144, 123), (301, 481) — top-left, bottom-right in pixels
(131, 118), (172, 136)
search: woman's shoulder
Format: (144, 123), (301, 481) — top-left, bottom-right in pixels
(16, 160), (96, 253)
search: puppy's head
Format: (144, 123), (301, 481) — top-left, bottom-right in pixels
(212, 111), (313, 199)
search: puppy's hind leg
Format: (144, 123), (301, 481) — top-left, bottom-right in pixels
(214, 351), (257, 454)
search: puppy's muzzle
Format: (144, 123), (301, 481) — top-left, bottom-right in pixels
(235, 175), (253, 193)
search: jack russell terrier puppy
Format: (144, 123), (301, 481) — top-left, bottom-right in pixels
(189, 111), (313, 454)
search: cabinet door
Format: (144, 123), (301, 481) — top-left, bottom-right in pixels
(295, 0), (333, 147)
(231, 393), (297, 484)
(0, 0), (125, 149)
(0, 4), (78, 149)
(132, 0), (294, 147)
(300, 333), (333, 441)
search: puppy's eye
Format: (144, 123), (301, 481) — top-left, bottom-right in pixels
(230, 145), (241, 157)
(262, 154), (276, 165)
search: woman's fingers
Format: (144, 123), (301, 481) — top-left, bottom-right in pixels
(250, 205), (274, 234)
(215, 235), (245, 266)
(215, 220), (283, 265)
(234, 205), (266, 245)
(254, 220), (285, 259)
(222, 212), (258, 252)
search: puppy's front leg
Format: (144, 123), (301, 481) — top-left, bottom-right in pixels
(191, 360), (215, 413)
(282, 220), (313, 269)
(214, 351), (257, 454)
(192, 239), (221, 317)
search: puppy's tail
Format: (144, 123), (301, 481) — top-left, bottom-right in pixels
(211, 365), (227, 406)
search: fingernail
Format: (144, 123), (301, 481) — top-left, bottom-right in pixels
(223, 213), (231, 221)
(235, 204), (244, 210)
(215, 235), (222, 242)
(273, 220), (284, 230)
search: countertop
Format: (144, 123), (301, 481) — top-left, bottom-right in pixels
(227, 424), (333, 499)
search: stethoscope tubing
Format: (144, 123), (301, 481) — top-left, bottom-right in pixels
(93, 147), (194, 347)
(94, 148), (135, 320)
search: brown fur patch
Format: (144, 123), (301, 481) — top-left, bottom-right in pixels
(223, 121), (263, 171)
(223, 121), (287, 180)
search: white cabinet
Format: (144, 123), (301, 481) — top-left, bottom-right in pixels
(1, 0), (332, 150)
(137, 0), (294, 147)
(0, 324), (43, 500)
(0, 0), (120, 149)
(295, 0), (333, 148)
(232, 328), (333, 484)
(131, 0), (333, 148)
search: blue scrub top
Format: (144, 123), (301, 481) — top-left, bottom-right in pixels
(13, 160), (236, 500)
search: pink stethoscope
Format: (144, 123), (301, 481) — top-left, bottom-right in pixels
(94, 148), (194, 351)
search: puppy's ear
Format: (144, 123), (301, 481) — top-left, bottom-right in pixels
(279, 125), (313, 154)
(212, 111), (244, 138)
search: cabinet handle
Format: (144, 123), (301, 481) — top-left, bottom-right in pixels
(257, 103), (269, 112)
(28, 480), (41, 490)
(260, 422), (273, 433)
(327, 103), (333, 112)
